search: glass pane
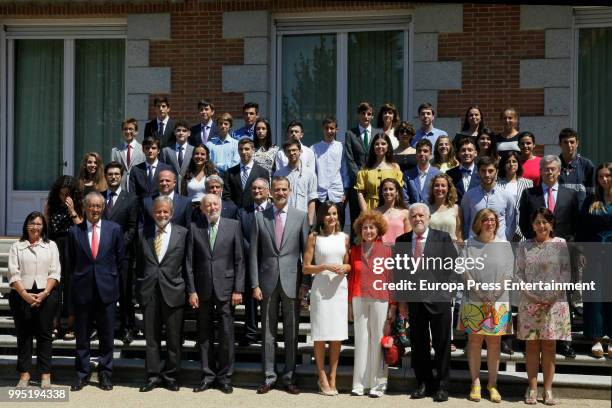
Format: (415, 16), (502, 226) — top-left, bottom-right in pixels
(282, 34), (336, 146)
(74, 39), (125, 169)
(578, 27), (612, 166)
(13, 40), (64, 190)
(347, 30), (404, 127)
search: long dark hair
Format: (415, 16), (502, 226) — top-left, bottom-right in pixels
(476, 127), (498, 159)
(314, 201), (342, 235)
(20, 211), (49, 243)
(365, 133), (395, 169)
(461, 105), (486, 133)
(46, 175), (80, 215)
(498, 151), (524, 179)
(377, 178), (407, 209)
(590, 163), (612, 214)
(253, 118), (273, 150)
(376, 102), (400, 129)
(182, 144), (218, 195)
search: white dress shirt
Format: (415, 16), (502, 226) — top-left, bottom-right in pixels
(311, 140), (349, 202)
(275, 144), (316, 172)
(156, 223), (172, 262)
(541, 182), (559, 209)
(86, 220), (102, 248)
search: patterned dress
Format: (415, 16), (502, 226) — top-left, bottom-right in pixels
(516, 237), (572, 340)
(253, 145), (279, 174)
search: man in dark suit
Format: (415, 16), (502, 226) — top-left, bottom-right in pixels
(519, 155), (580, 359)
(189, 99), (218, 146)
(191, 194), (244, 394)
(395, 203), (458, 402)
(404, 139), (440, 204)
(249, 176), (310, 395)
(66, 192), (127, 392)
(237, 177), (271, 346)
(144, 96), (175, 147)
(143, 170), (192, 228)
(102, 161), (139, 345)
(224, 138), (270, 209)
(344, 102), (382, 235)
(160, 120), (194, 195)
(136, 196), (196, 392)
(446, 137), (480, 202)
(205, 174), (238, 219)
(129, 136), (175, 203)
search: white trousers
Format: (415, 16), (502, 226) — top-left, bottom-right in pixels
(352, 297), (388, 391)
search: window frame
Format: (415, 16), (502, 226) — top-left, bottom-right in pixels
(270, 10), (413, 145)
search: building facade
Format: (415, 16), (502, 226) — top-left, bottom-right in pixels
(1, 1), (611, 234)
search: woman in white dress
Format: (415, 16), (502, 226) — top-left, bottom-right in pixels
(181, 144), (218, 207)
(303, 201), (351, 396)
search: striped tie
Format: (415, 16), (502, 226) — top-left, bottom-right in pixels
(154, 227), (164, 258)
(241, 165), (249, 189)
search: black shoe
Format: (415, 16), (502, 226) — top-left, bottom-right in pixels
(99, 374), (113, 391)
(140, 378), (162, 392)
(257, 382), (275, 394)
(122, 328), (135, 345)
(70, 377), (89, 392)
(90, 329), (98, 341)
(501, 339), (514, 355)
(218, 383), (233, 394)
(193, 381), (214, 392)
(559, 342), (576, 358)
(411, 383), (428, 399)
(165, 380), (180, 392)
(433, 389), (449, 402)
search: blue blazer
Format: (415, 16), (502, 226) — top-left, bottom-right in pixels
(128, 161), (175, 200)
(404, 166), (440, 204)
(446, 166), (481, 203)
(66, 220), (127, 305)
(143, 194), (192, 229)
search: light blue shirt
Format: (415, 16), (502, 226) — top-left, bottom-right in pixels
(206, 136), (240, 175)
(460, 184), (516, 241)
(541, 182), (559, 210)
(311, 140), (349, 202)
(274, 163), (318, 213)
(411, 127), (448, 148)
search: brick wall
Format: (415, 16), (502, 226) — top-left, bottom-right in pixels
(437, 4), (545, 134)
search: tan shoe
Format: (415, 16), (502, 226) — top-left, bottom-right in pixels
(591, 342), (604, 358)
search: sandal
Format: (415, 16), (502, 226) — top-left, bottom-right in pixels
(469, 385), (481, 402)
(591, 342), (604, 358)
(524, 388), (537, 405)
(542, 389), (556, 406)
(487, 385), (502, 403)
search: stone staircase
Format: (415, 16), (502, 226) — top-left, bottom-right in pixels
(0, 237), (610, 398)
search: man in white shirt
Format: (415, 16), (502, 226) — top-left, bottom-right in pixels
(275, 121), (316, 171)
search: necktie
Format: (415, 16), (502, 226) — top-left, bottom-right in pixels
(178, 146), (184, 167)
(203, 125), (210, 144)
(126, 144), (132, 167)
(414, 234), (424, 260)
(363, 129), (369, 149)
(91, 224), (99, 260)
(548, 187), (556, 213)
(275, 209), (284, 248)
(209, 222), (217, 248)
(154, 227), (164, 259)
(460, 167), (471, 174)
(241, 165), (249, 189)
(148, 165), (155, 183)
(106, 191), (115, 215)
(158, 121), (164, 136)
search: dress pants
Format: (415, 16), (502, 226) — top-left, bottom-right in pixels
(197, 294), (234, 385)
(119, 258), (136, 332)
(243, 270), (259, 342)
(74, 282), (116, 380)
(260, 280), (298, 386)
(143, 285), (184, 383)
(9, 288), (59, 373)
(408, 302), (452, 391)
(351, 297), (388, 391)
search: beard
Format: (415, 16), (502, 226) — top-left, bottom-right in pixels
(155, 218), (170, 229)
(207, 212), (220, 224)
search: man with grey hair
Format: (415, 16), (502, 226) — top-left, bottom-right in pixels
(519, 154), (580, 358)
(66, 191), (126, 392)
(136, 195), (196, 392)
(191, 193), (244, 394)
(395, 202), (458, 402)
(205, 174), (238, 219)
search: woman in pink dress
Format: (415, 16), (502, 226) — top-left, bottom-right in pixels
(375, 178), (410, 245)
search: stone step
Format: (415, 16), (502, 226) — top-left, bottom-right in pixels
(0, 355), (609, 399)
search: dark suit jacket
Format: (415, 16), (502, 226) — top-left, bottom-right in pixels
(344, 126), (382, 183)
(144, 117), (176, 147)
(190, 217), (245, 302)
(128, 161), (175, 200)
(102, 190), (139, 247)
(404, 166), (441, 204)
(223, 162), (270, 209)
(221, 198), (239, 219)
(66, 220), (127, 305)
(143, 194), (192, 229)
(189, 122), (219, 146)
(394, 228), (458, 313)
(446, 165), (481, 203)
(135, 223), (194, 308)
(519, 185), (579, 241)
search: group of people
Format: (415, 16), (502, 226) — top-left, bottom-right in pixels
(7, 97), (611, 404)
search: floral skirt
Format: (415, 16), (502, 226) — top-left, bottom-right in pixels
(459, 302), (512, 336)
(517, 300), (571, 341)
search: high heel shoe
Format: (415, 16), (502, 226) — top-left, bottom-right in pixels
(318, 380), (335, 396)
(524, 388), (537, 405)
(542, 390), (556, 406)
(468, 385), (481, 402)
(487, 386), (502, 403)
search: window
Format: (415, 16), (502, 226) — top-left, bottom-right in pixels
(273, 13), (411, 146)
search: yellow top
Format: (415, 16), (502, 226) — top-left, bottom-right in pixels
(354, 166), (404, 210)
